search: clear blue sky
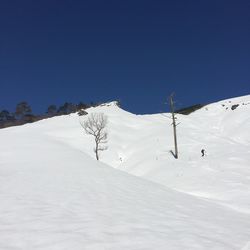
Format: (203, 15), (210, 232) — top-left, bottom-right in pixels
(0, 0), (249, 114)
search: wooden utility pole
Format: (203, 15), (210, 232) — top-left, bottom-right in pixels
(169, 94), (178, 159)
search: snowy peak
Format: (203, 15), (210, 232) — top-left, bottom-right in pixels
(98, 101), (121, 107)
(198, 94), (250, 113)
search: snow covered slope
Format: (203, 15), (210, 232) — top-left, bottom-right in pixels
(0, 95), (250, 249)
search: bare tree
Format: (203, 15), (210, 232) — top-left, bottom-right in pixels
(80, 113), (108, 160)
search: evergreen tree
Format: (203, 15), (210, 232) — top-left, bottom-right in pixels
(0, 110), (16, 128)
(57, 102), (77, 115)
(0, 110), (12, 122)
(77, 102), (89, 110)
(47, 105), (57, 116)
(15, 102), (32, 119)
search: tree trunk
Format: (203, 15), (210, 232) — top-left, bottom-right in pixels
(95, 141), (99, 160)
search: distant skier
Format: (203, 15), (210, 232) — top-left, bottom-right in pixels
(201, 149), (206, 157)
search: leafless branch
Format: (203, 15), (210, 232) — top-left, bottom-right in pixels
(80, 113), (108, 161)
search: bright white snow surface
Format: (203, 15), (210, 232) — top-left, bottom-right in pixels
(1, 95), (250, 249)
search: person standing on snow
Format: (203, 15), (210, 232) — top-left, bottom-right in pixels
(201, 149), (206, 157)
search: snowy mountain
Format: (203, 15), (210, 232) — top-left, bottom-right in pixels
(0, 95), (250, 249)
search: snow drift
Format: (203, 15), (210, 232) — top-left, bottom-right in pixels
(0, 95), (250, 249)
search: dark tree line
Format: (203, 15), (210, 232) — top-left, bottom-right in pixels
(0, 101), (92, 129)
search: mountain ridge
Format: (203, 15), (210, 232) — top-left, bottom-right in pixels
(0, 94), (250, 249)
